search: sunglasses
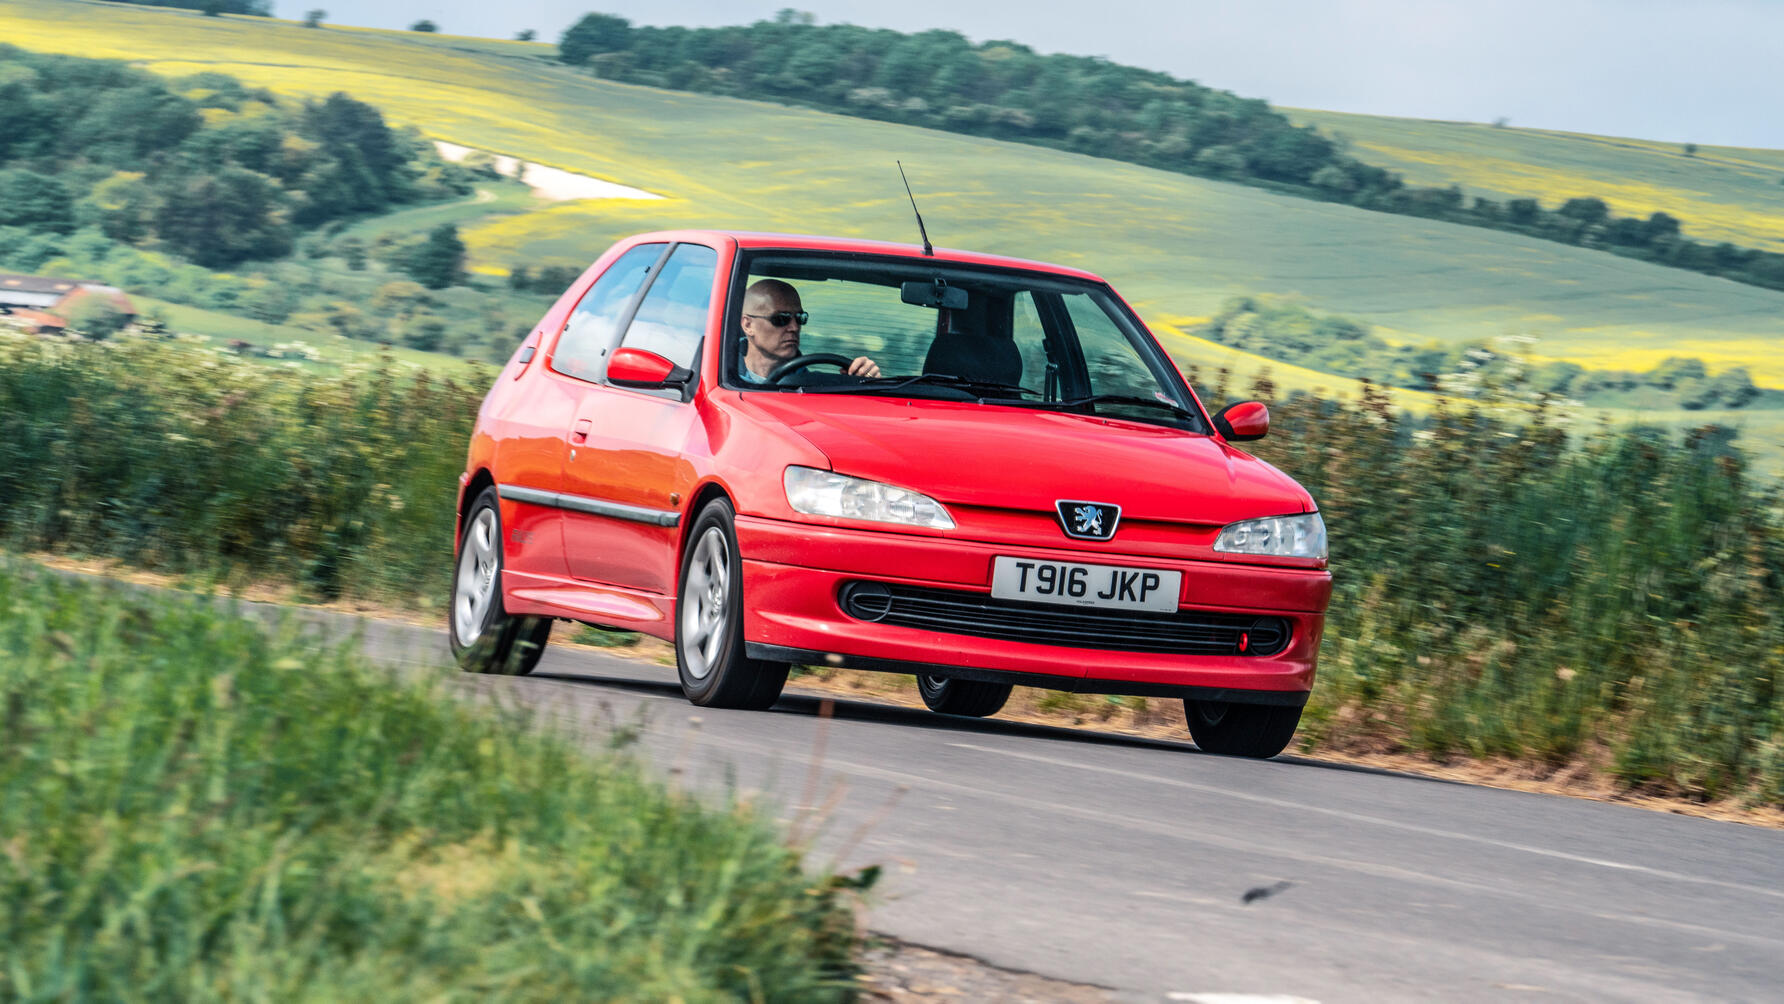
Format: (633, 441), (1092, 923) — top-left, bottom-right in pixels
(745, 310), (808, 327)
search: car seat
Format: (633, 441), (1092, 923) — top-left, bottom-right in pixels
(921, 298), (1022, 386)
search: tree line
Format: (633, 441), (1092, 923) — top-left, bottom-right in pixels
(1201, 295), (1763, 411)
(556, 11), (1784, 297)
(0, 45), (474, 270)
(560, 11), (1353, 188)
(106, 0), (272, 15)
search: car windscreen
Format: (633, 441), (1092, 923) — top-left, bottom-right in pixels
(725, 253), (1207, 433)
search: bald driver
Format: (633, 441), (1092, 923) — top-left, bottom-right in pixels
(738, 279), (880, 382)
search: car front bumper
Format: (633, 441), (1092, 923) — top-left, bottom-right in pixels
(734, 515), (1330, 702)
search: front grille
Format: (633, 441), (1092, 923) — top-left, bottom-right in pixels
(838, 582), (1291, 656)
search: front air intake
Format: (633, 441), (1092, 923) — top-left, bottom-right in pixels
(837, 582), (1290, 656)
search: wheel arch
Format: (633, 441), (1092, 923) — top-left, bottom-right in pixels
(677, 479), (735, 558)
(458, 468), (496, 546)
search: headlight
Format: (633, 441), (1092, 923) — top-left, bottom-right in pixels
(783, 466), (955, 529)
(1214, 512), (1326, 559)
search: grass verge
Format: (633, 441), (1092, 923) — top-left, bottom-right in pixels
(0, 560), (862, 1000)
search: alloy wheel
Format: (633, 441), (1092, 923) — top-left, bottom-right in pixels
(680, 526), (731, 680)
(453, 507), (499, 646)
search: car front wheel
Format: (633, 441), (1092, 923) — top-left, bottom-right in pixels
(450, 486), (552, 675)
(1183, 699), (1301, 758)
(917, 674), (1013, 717)
(676, 499), (789, 709)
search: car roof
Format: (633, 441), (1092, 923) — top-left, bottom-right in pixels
(629, 230), (1110, 285)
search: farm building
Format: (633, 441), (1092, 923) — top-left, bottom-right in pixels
(0, 274), (85, 311)
(0, 273), (137, 334)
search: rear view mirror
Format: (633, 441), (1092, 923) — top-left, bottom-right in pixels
(1213, 401), (1269, 441)
(607, 347), (693, 389)
(901, 279), (968, 310)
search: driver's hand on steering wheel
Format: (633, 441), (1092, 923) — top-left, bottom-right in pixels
(847, 356), (881, 378)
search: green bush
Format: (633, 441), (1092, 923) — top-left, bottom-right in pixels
(0, 46), (474, 268)
(0, 560), (860, 999)
(1251, 382), (1784, 803)
(0, 336), (482, 603)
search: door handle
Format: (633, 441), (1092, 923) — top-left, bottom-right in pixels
(571, 419), (591, 443)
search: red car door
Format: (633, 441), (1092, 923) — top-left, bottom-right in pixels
(527, 241), (668, 567)
(560, 242), (721, 594)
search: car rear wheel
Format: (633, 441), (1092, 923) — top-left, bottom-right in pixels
(1183, 699), (1301, 758)
(450, 486), (552, 675)
(917, 674), (1013, 717)
(676, 499), (789, 709)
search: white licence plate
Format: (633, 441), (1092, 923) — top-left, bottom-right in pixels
(989, 556), (1180, 613)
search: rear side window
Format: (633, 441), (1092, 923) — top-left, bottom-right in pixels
(551, 243), (666, 382)
(618, 243), (718, 370)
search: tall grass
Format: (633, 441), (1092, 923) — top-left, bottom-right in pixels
(0, 336), (477, 603)
(4, 337), (1781, 803)
(1247, 378), (1784, 802)
(0, 560), (861, 1000)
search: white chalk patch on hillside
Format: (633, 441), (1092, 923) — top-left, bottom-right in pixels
(1167, 995), (1321, 1004)
(433, 141), (663, 202)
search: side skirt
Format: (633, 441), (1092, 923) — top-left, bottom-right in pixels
(502, 569), (676, 641)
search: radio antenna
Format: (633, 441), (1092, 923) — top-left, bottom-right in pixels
(897, 161), (933, 256)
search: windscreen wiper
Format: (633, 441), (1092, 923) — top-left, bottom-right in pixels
(978, 393), (1198, 423)
(1057, 393), (1196, 418)
(803, 373), (1040, 398)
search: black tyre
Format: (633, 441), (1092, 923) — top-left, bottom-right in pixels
(450, 487), (552, 675)
(676, 499), (789, 709)
(1183, 699), (1302, 758)
(917, 674), (1013, 718)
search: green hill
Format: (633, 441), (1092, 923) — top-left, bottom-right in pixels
(1288, 107), (1784, 253)
(5, 0), (1783, 470)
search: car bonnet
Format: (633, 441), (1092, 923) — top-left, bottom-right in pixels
(735, 392), (1312, 527)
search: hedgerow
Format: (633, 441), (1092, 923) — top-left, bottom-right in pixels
(0, 335), (477, 602)
(3, 335), (1780, 802)
(1245, 375), (1784, 801)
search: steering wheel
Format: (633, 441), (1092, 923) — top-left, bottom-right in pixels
(765, 352), (853, 382)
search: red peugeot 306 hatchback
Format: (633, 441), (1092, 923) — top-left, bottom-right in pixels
(453, 231), (1331, 757)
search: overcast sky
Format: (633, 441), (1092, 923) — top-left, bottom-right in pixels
(275, 1), (1784, 149)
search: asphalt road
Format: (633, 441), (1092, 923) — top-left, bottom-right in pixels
(314, 606), (1782, 1003)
